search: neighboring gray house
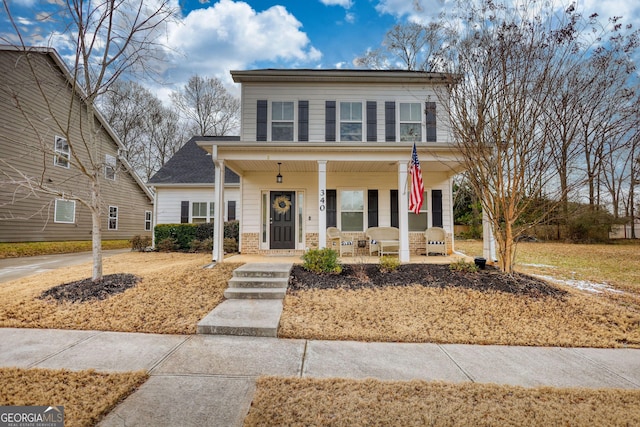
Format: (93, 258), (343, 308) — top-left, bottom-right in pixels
(148, 136), (241, 228)
(0, 45), (153, 242)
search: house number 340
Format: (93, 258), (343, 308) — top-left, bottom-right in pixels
(319, 189), (325, 211)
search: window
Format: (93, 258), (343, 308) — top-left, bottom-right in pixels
(54, 136), (69, 168)
(192, 202), (208, 224)
(339, 102), (362, 141)
(54, 199), (75, 223)
(408, 191), (428, 231)
(108, 206), (118, 230)
(209, 202), (215, 220)
(145, 211), (152, 231)
(340, 189), (364, 231)
(105, 154), (116, 180)
(227, 201), (236, 221)
(400, 103), (422, 142)
(272, 101), (294, 141)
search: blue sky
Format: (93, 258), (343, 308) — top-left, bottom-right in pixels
(2, 0), (639, 100)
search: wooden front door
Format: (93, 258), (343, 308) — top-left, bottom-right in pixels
(270, 191), (295, 249)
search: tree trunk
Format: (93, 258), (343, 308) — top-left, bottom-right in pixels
(91, 179), (102, 282)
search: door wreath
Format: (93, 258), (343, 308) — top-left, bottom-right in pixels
(272, 195), (292, 215)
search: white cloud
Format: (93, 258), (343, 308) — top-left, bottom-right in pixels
(319, 0), (353, 7)
(164, 0), (321, 89)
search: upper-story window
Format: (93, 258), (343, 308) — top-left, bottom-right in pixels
(339, 102), (362, 141)
(54, 136), (70, 168)
(400, 103), (422, 142)
(105, 154), (117, 180)
(272, 101), (294, 141)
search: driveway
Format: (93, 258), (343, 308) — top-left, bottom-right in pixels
(0, 249), (130, 283)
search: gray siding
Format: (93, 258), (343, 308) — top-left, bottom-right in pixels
(0, 50), (152, 242)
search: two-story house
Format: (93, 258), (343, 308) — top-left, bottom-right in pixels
(0, 46), (153, 242)
(197, 69), (465, 263)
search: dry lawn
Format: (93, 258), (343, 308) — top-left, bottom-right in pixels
(456, 240), (640, 293)
(0, 252), (239, 334)
(280, 241), (640, 347)
(0, 367), (147, 427)
(279, 285), (640, 347)
(244, 377), (640, 427)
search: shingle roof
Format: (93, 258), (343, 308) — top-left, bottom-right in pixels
(148, 136), (240, 185)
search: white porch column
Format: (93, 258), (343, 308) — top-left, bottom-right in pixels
(482, 208), (497, 263)
(318, 160), (327, 249)
(398, 162), (410, 262)
(212, 160), (225, 262)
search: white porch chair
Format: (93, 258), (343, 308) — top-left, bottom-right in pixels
(327, 227), (354, 256)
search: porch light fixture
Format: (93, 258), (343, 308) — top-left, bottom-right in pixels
(276, 162), (283, 184)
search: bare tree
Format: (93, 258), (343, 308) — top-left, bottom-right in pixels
(439, 0), (600, 272)
(170, 75), (240, 136)
(101, 80), (187, 181)
(1, 0), (175, 281)
(354, 22), (446, 71)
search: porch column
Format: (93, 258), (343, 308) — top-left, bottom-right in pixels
(482, 208), (497, 264)
(212, 160), (225, 262)
(398, 162), (410, 262)
(318, 160), (327, 249)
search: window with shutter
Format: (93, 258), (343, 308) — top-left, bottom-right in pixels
(366, 101), (377, 142)
(385, 101), (396, 142)
(426, 102), (436, 142)
(180, 201), (189, 223)
(298, 100), (309, 141)
(257, 100), (267, 141)
(368, 189), (378, 228)
(431, 189), (443, 227)
(325, 101), (336, 142)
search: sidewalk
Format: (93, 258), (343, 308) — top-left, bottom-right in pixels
(1, 328), (639, 426)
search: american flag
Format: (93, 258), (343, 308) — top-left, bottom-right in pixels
(409, 142), (424, 214)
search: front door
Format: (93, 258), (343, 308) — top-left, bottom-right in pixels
(270, 191), (295, 249)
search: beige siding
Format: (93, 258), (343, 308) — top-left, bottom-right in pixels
(0, 50), (152, 242)
(240, 82), (452, 144)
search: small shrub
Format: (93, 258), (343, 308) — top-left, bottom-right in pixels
(379, 255), (401, 273)
(449, 259), (479, 273)
(189, 239), (202, 253)
(302, 248), (342, 274)
(224, 238), (238, 253)
(195, 223), (214, 241)
(157, 237), (178, 252)
(130, 235), (152, 252)
(224, 220), (240, 241)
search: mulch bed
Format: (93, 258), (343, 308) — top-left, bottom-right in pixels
(289, 264), (567, 298)
(39, 273), (140, 303)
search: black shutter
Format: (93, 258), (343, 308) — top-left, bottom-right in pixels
(180, 201), (189, 224)
(227, 201), (236, 221)
(325, 101), (336, 142)
(390, 190), (398, 228)
(368, 189), (378, 228)
(298, 100), (309, 141)
(257, 100), (268, 141)
(366, 101), (377, 142)
(426, 101), (436, 142)
(385, 101), (396, 142)
(432, 189), (443, 227)
(326, 189), (337, 228)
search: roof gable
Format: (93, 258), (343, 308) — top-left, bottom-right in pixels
(148, 136), (240, 185)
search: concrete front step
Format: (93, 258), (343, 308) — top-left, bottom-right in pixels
(232, 263), (293, 279)
(227, 276), (289, 289)
(223, 287), (287, 299)
(196, 299), (283, 337)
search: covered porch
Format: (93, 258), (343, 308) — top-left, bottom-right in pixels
(197, 140), (466, 263)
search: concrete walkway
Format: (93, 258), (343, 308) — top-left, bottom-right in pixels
(1, 328), (639, 426)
